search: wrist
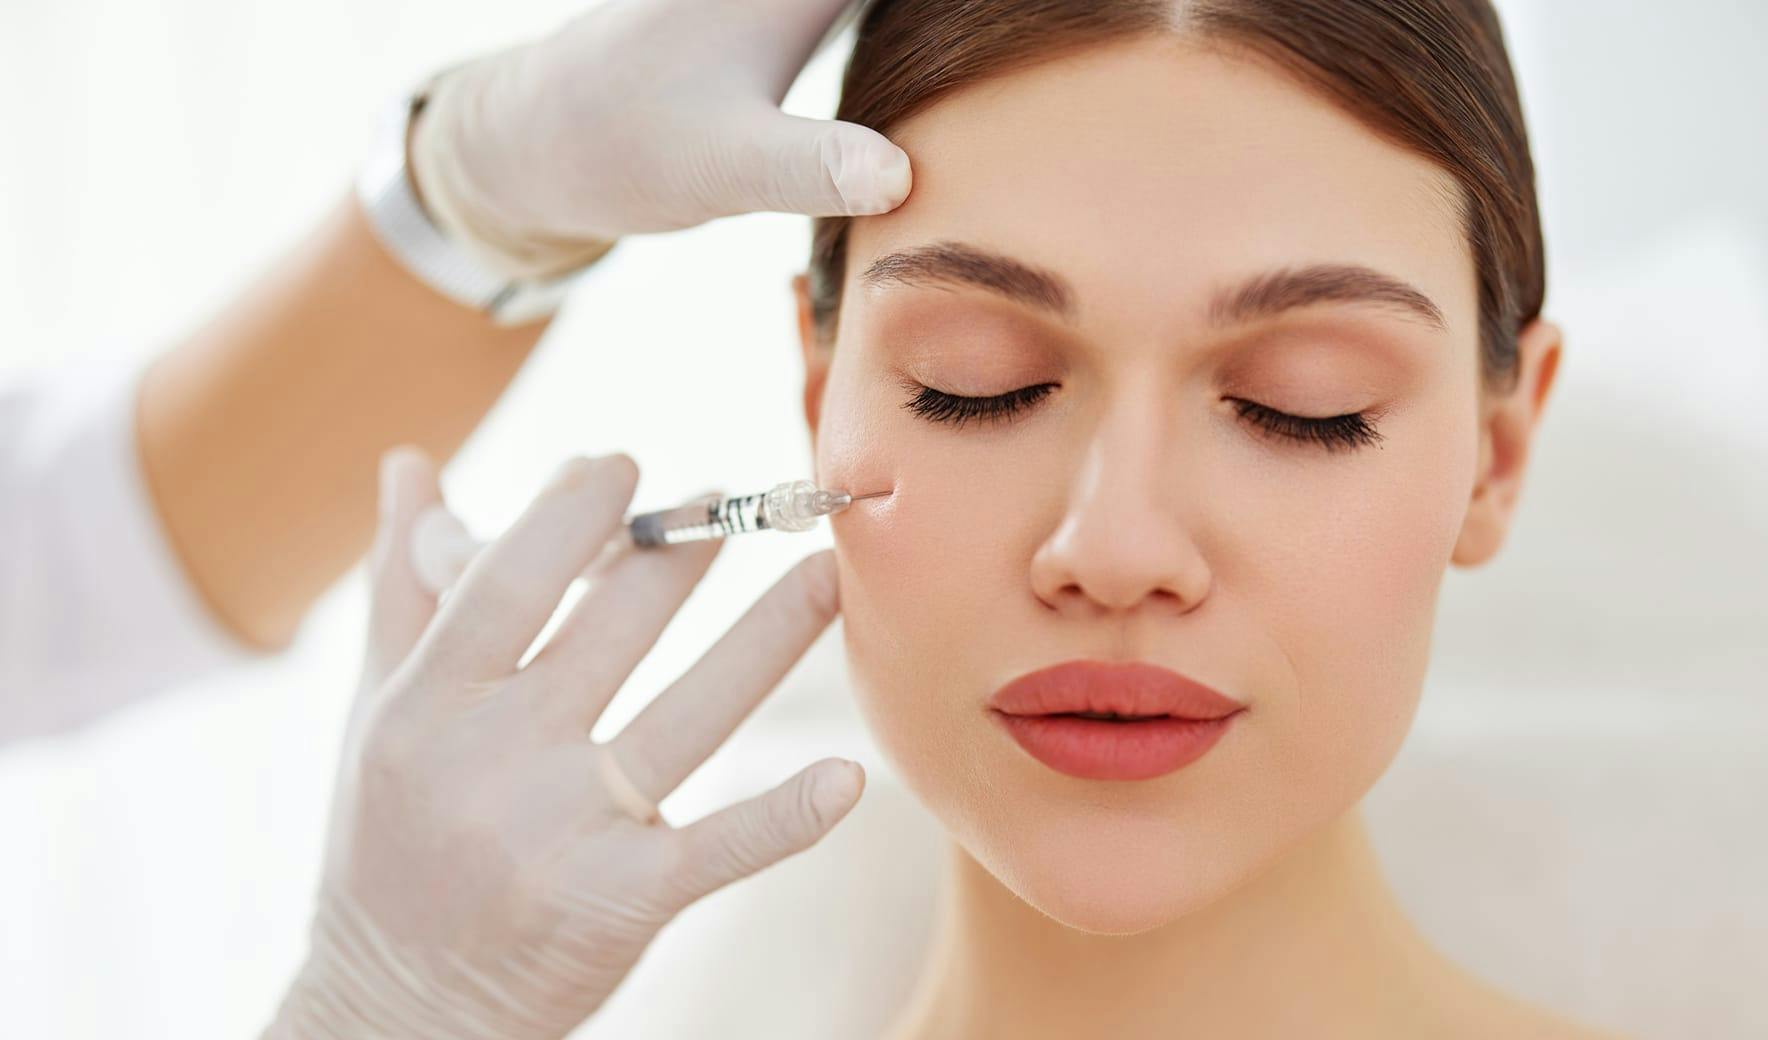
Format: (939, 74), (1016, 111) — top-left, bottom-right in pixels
(408, 62), (619, 283)
(357, 72), (612, 325)
(265, 888), (591, 1040)
(263, 896), (479, 1040)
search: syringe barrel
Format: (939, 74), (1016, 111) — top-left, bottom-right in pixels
(627, 491), (768, 547)
(626, 480), (846, 547)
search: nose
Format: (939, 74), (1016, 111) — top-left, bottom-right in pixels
(1028, 414), (1214, 618)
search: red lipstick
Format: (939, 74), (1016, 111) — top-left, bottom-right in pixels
(987, 660), (1246, 780)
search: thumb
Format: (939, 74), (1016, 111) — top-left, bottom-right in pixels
(727, 113), (912, 219)
(664, 757), (864, 912)
(363, 446), (444, 685)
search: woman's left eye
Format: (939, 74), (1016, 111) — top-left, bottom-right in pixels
(898, 378), (1058, 428)
(1229, 398), (1386, 453)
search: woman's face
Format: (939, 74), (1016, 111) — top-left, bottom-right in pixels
(796, 35), (1521, 934)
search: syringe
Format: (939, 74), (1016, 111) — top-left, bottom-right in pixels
(411, 479), (890, 595)
(627, 479), (887, 546)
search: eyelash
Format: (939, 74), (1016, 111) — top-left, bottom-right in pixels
(898, 378), (1058, 428)
(898, 379), (1385, 452)
(1229, 399), (1386, 453)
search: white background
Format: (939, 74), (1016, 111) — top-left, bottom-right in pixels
(2, 1), (1765, 1037)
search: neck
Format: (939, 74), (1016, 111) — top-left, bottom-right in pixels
(883, 806), (1467, 1039)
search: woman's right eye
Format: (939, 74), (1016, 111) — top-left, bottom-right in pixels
(898, 378), (1059, 428)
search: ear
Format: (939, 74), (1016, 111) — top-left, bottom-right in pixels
(792, 272), (832, 451)
(1451, 317), (1565, 567)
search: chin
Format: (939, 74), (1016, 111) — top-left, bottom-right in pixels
(965, 804), (1264, 936)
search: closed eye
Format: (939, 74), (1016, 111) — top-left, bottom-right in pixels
(1229, 399), (1385, 452)
(898, 378), (1057, 428)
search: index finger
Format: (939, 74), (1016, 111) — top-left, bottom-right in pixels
(418, 454), (639, 680)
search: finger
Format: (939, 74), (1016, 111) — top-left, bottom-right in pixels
(606, 549), (840, 803)
(660, 756), (864, 914)
(363, 446), (444, 686)
(726, 111), (912, 218)
(409, 504), (476, 596)
(521, 534), (724, 729)
(419, 454), (639, 680)
(409, 503), (638, 597)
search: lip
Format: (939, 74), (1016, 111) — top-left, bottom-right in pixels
(987, 660), (1246, 781)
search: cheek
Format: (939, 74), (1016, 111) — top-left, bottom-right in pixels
(815, 368), (1029, 806)
(815, 350), (1025, 651)
(1224, 390), (1477, 806)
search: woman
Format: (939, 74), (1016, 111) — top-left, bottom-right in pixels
(787, 0), (1603, 1036)
(290, 1), (1616, 1037)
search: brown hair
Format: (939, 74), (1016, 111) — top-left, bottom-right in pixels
(806, 0), (1545, 395)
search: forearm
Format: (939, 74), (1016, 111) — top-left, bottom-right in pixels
(135, 192), (545, 649)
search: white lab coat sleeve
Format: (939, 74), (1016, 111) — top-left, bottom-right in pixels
(0, 356), (257, 743)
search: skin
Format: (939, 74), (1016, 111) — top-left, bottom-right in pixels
(789, 33), (1606, 1039)
(137, 184), (546, 651)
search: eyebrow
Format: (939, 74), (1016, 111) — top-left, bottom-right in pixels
(857, 240), (1447, 333)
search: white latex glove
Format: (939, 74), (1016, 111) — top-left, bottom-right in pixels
(410, 0), (912, 279)
(263, 448), (865, 1039)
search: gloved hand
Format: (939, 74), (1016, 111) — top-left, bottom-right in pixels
(263, 448), (865, 1039)
(410, 0), (912, 279)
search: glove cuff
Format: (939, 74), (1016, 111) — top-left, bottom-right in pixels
(409, 58), (619, 284)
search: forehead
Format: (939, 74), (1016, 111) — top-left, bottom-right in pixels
(844, 34), (1476, 344)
